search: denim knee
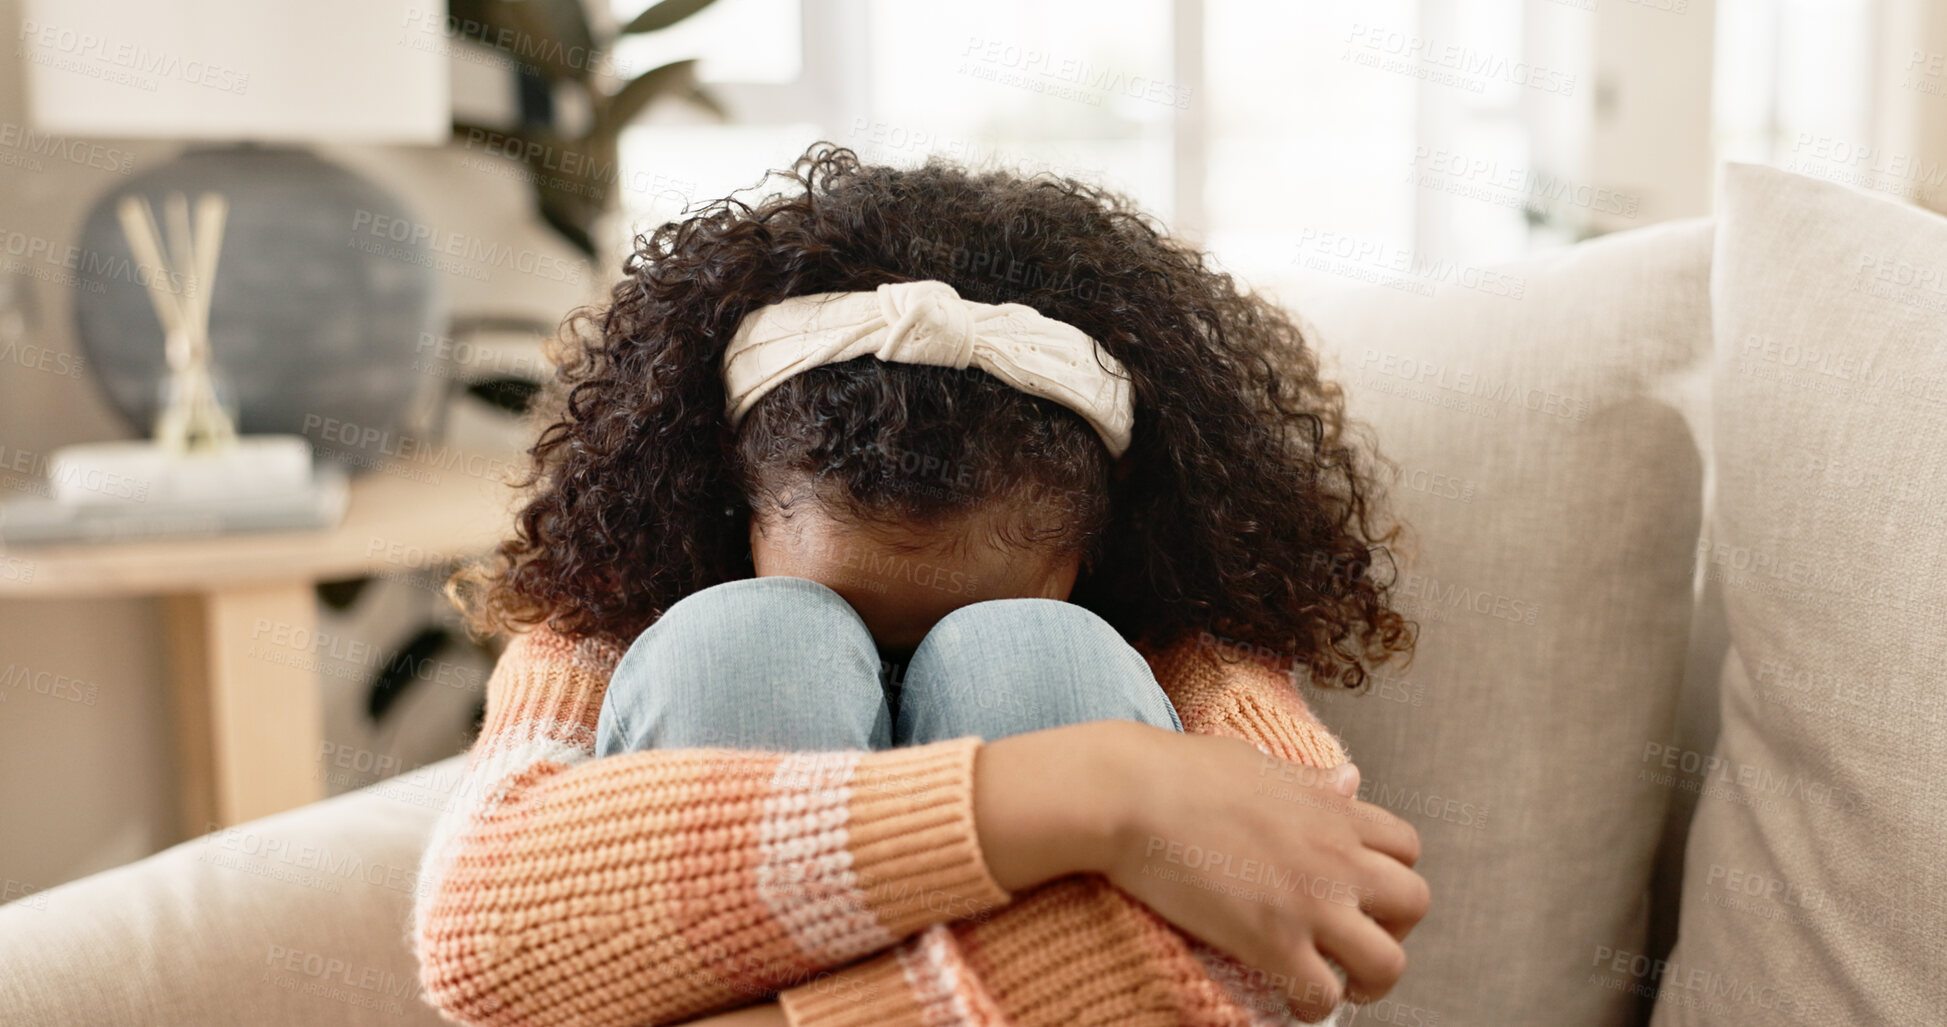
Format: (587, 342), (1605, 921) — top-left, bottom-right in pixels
(895, 598), (1183, 744)
(596, 576), (892, 754)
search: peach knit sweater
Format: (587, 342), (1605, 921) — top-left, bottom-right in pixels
(412, 626), (1350, 1027)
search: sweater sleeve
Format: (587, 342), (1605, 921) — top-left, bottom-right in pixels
(411, 628), (1015, 1027)
(776, 638), (1354, 1027)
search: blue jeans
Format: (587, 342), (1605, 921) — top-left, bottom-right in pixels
(595, 575), (1182, 755)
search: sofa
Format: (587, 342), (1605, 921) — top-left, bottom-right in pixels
(4, 163), (1941, 1026)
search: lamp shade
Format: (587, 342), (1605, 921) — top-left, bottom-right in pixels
(20, 0), (450, 143)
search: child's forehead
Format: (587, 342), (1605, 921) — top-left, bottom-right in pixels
(775, 499), (1043, 557)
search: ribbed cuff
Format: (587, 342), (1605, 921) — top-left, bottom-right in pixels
(781, 925), (1015, 1027)
(843, 737), (1014, 935)
(477, 629), (615, 744)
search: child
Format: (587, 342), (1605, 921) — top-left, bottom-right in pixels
(590, 277), (1178, 757)
(415, 144), (1425, 1027)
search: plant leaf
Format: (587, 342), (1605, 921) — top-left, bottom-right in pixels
(682, 84), (730, 120)
(452, 0), (598, 84)
(538, 199), (598, 258)
(620, 0), (721, 36)
(598, 59), (699, 135)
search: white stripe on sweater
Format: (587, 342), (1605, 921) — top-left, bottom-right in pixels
(757, 750), (899, 964)
(896, 924), (987, 1026)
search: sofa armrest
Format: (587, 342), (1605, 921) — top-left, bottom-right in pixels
(0, 756), (460, 1027)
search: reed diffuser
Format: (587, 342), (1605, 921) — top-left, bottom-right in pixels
(115, 190), (237, 454)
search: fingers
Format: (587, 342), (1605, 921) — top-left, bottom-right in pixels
(1357, 850), (1432, 940)
(1316, 905), (1407, 1006)
(1279, 945), (1346, 1024)
(1349, 802), (1422, 868)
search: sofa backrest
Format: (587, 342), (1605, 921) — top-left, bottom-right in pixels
(1295, 217), (1716, 1027)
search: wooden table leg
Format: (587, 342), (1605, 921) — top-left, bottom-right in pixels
(163, 595), (217, 840)
(165, 583), (326, 834)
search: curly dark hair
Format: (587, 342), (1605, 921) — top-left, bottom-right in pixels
(453, 142), (1415, 690)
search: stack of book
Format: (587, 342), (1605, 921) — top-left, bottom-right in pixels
(0, 436), (347, 544)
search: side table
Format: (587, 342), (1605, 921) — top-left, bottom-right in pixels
(0, 453), (514, 834)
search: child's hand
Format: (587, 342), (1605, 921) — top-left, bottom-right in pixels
(976, 722), (1427, 1023)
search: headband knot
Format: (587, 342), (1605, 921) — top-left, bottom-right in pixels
(874, 280), (977, 368)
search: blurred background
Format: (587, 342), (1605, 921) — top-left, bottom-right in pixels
(1, 0), (1942, 895)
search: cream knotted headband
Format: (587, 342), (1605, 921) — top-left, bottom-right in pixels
(721, 280), (1135, 457)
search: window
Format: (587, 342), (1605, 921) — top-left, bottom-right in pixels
(608, 0), (1900, 286)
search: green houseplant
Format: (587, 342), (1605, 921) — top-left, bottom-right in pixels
(449, 0), (726, 255)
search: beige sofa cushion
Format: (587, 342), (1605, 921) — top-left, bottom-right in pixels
(1297, 218), (1713, 1027)
(1649, 164), (1947, 1025)
(0, 757), (459, 1027)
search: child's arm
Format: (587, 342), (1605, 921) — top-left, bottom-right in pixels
(412, 627), (1017, 1027)
(414, 628), (1413, 1027)
(774, 643), (1382, 1027)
